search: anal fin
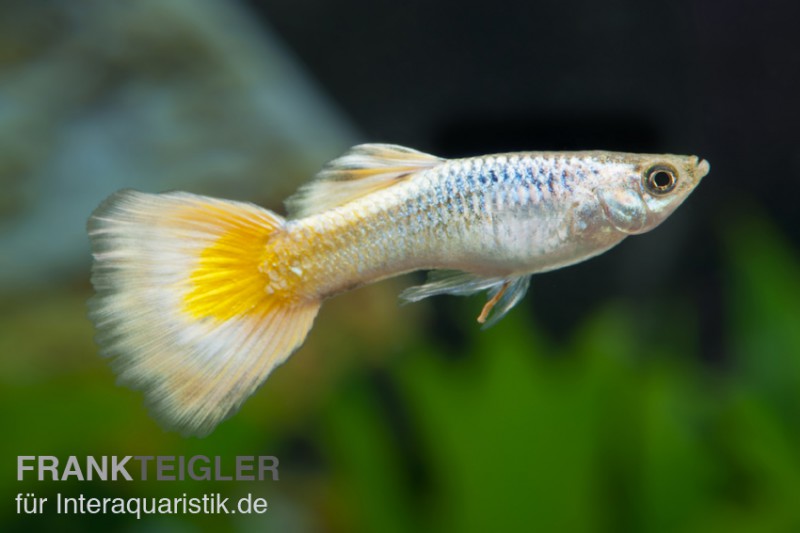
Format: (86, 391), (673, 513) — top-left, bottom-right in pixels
(400, 270), (531, 328)
(477, 275), (531, 328)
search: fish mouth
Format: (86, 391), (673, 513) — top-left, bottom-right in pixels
(694, 157), (710, 178)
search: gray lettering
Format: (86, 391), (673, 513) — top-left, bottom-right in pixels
(17, 456), (35, 481)
(214, 457), (232, 481)
(86, 456), (107, 481)
(236, 456), (254, 481)
(189, 455), (210, 481)
(111, 456), (132, 481)
(157, 456), (175, 481)
(259, 456), (279, 481)
(61, 456), (84, 481)
(39, 456), (59, 481)
(135, 456), (153, 480)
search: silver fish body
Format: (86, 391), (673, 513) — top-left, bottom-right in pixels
(88, 143), (708, 435)
(283, 148), (709, 315)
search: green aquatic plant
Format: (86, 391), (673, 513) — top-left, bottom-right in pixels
(318, 211), (800, 533)
(2, 210), (798, 532)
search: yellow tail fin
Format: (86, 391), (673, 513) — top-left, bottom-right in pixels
(88, 190), (320, 436)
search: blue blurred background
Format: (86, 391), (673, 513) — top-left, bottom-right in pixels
(2, 0), (799, 531)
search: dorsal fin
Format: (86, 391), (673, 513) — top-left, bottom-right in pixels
(285, 143), (443, 218)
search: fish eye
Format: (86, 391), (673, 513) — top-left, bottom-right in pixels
(644, 165), (677, 195)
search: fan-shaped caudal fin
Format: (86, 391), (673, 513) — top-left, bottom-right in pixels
(88, 190), (320, 436)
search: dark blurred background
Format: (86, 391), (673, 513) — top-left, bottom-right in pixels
(2, 0), (799, 531)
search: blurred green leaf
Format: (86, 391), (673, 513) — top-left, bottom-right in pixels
(4, 208), (800, 532)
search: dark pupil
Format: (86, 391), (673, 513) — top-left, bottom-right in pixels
(652, 171), (673, 189)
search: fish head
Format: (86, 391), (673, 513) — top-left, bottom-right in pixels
(596, 153), (709, 235)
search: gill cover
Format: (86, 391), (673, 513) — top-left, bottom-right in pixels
(597, 188), (648, 234)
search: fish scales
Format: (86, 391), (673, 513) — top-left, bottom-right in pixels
(87, 143), (708, 435)
(278, 154), (594, 298)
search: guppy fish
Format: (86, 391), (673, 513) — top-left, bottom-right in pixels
(88, 144), (709, 435)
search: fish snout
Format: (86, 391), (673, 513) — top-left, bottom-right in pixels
(693, 157), (710, 178)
